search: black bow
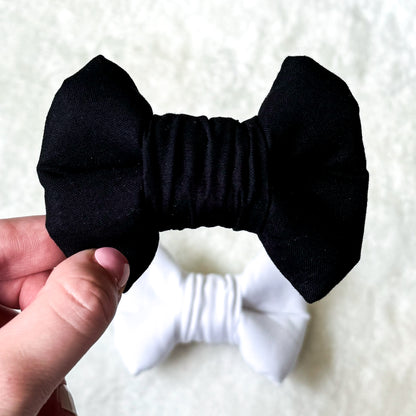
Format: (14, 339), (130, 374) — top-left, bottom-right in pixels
(37, 55), (368, 302)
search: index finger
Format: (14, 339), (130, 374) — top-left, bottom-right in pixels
(0, 216), (65, 281)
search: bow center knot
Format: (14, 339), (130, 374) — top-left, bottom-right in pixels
(178, 271), (241, 345)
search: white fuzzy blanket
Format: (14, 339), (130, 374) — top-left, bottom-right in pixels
(1, 1), (415, 414)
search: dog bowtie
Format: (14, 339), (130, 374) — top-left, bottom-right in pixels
(37, 55), (368, 302)
(113, 245), (310, 383)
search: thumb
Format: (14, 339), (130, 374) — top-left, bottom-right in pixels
(0, 247), (129, 415)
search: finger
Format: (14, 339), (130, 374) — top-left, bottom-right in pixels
(0, 308), (75, 415)
(0, 270), (50, 310)
(0, 310), (74, 415)
(0, 216), (65, 281)
(0, 215), (65, 308)
(0, 247), (129, 415)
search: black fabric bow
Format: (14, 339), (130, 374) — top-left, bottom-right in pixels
(37, 55), (368, 303)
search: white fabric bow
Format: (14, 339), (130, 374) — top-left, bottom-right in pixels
(113, 245), (310, 383)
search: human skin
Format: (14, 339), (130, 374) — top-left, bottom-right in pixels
(0, 216), (129, 415)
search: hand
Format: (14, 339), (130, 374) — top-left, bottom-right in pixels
(0, 216), (129, 415)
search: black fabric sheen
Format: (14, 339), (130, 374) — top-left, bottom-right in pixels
(143, 114), (269, 233)
(37, 55), (369, 303)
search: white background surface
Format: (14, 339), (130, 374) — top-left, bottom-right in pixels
(1, 1), (415, 415)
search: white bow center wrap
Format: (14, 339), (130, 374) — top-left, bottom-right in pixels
(114, 246), (310, 383)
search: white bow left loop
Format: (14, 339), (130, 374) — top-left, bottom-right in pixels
(113, 245), (309, 383)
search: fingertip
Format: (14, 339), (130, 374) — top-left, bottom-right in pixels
(93, 247), (130, 289)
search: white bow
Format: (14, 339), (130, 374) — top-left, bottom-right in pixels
(113, 245), (310, 383)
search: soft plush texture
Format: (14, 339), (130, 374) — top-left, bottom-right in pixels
(113, 244), (309, 383)
(37, 54), (368, 303)
(1, 1), (415, 415)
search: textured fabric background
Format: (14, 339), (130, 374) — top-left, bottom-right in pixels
(0, 1), (415, 415)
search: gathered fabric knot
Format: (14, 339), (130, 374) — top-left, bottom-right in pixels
(143, 115), (269, 235)
(179, 271), (241, 345)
